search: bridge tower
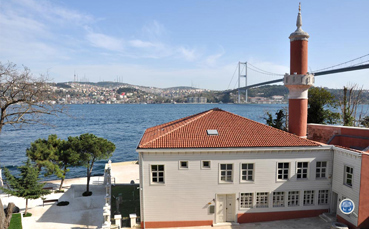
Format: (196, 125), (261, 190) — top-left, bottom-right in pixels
(284, 3), (314, 138)
(238, 62), (248, 103)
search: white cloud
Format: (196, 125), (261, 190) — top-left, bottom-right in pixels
(86, 31), (124, 51)
(15, 0), (94, 25)
(129, 40), (157, 48)
(177, 47), (199, 61)
(203, 46), (226, 67)
(142, 20), (167, 40)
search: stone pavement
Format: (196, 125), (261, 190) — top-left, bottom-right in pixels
(0, 161), (140, 229)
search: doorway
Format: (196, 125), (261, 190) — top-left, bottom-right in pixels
(216, 194), (236, 223)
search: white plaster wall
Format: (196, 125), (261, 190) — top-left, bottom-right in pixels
(332, 148), (362, 226)
(139, 148), (333, 222)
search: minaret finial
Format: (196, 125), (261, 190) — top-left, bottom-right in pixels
(289, 2), (309, 41)
(296, 3), (302, 29)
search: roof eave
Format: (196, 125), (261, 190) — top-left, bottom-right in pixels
(136, 145), (330, 153)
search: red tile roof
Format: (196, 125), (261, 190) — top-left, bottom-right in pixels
(137, 108), (321, 149)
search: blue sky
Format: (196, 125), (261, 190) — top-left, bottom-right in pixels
(1, 0), (368, 90)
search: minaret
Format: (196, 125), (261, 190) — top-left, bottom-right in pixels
(284, 3), (314, 138)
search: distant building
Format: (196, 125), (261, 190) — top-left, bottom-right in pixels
(187, 97), (207, 103)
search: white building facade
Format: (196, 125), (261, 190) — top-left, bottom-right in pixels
(136, 108), (361, 228)
(138, 147), (337, 228)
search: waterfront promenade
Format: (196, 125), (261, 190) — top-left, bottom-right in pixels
(0, 161), (139, 229)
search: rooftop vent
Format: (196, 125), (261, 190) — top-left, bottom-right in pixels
(207, 129), (218, 136)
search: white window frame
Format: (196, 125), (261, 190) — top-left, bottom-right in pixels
(219, 163), (233, 183)
(344, 165), (353, 187)
(240, 193), (253, 209)
(288, 191), (300, 207)
(303, 190), (315, 206)
(201, 160), (211, 169)
(179, 160), (189, 170)
(316, 161), (328, 179)
(296, 161), (309, 180)
(150, 164), (165, 185)
(318, 190), (329, 205)
(256, 192), (269, 208)
(273, 192), (285, 207)
(240, 163), (254, 183)
(276, 162), (290, 181)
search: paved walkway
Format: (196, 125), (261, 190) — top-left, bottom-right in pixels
(0, 161), (140, 229)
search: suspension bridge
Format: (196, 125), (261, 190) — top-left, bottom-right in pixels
(227, 54), (369, 103)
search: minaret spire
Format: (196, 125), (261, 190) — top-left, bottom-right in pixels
(289, 3), (309, 41)
(296, 2), (302, 29)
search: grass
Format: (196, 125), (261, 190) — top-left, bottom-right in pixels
(111, 184), (140, 227)
(9, 213), (22, 229)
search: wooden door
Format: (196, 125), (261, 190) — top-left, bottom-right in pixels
(226, 194), (235, 222)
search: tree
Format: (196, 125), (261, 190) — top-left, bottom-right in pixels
(0, 160), (51, 215)
(340, 85), (363, 126)
(360, 116), (369, 128)
(67, 133), (115, 196)
(264, 109), (287, 131)
(0, 62), (64, 132)
(0, 62), (65, 228)
(26, 135), (80, 191)
(307, 87), (340, 124)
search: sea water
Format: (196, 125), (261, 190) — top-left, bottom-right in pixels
(0, 103), (288, 180)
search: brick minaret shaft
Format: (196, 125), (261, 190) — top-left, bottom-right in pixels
(284, 3), (314, 138)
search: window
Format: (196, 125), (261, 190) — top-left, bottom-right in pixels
(201, 160), (211, 169)
(303, 190), (315, 206)
(220, 164), (233, 182)
(179, 161), (188, 169)
(256, 192), (269, 208)
(277, 162), (289, 180)
(151, 165), (164, 184)
(273, 192), (285, 207)
(240, 193), (253, 208)
(344, 165), (353, 187)
(318, 190), (329, 205)
(288, 191), (300, 206)
(316, 161), (327, 179)
(241, 163), (254, 182)
(297, 162), (309, 179)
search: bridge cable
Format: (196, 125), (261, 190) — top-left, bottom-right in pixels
(227, 63), (240, 90)
(312, 53), (369, 72)
(248, 66), (284, 76)
(247, 63), (285, 76)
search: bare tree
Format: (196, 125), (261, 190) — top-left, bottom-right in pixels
(0, 62), (65, 132)
(0, 61), (65, 228)
(339, 84), (363, 126)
